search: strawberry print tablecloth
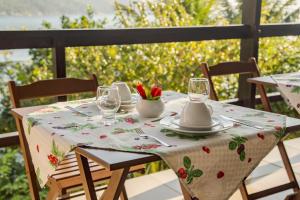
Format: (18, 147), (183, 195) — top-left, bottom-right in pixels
(272, 72), (300, 114)
(22, 91), (286, 200)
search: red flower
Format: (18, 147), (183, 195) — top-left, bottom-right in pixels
(48, 154), (58, 166)
(151, 86), (162, 98)
(177, 168), (187, 179)
(36, 144), (39, 153)
(217, 171), (224, 179)
(136, 83), (147, 99)
(99, 134), (107, 139)
(202, 146), (210, 154)
(275, 126), (282, 131)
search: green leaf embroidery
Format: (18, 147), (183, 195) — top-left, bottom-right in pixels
(187, 176), (193, 184)
(183, 156), (191, 169)
(35, 168), (43, 185)
(192, 169), (203, 177)
(229, 135), (248, 162)
(163, 129), (206, 140)
(291, 86), (300, 94)
(27, 117), (40, 134)
(178, 156), (203, 185)
(229, 141), (237, 150)
(239, 151), (246, 161)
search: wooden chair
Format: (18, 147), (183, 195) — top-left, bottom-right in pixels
(286, 192), (300, 200)
(200, 57), (299, 199)
(8, 75), (143, 200)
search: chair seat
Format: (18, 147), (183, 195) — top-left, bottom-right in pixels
(48, 152), (144, 190)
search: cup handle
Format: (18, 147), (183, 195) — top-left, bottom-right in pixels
(207, 104), (213, 114)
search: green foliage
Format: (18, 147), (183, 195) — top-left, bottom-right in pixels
(0, 148), (29, 200)
(0, 0), (300, 198)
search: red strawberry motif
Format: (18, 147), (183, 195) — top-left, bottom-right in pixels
(202, 146), (210, 154)
(257, 133), (264, 140)
(36, 144), (39, 153)
(99, 134), (107, 139)
(125, 118), (135, 124)
(275, 126), (282, 131)
(217, 171), (224, 179)
(248, 158), (252, 163)
(48, 154), (58, 166)
(237, 144), (245, 155)
(177, 168), (187, 179)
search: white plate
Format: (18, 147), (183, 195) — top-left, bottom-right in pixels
(171, 118), (220, 130)
(160, 116), (233, 136)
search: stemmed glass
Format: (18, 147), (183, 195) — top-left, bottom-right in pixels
(188, 78), (210, 102)
(95, 86), (121, 125)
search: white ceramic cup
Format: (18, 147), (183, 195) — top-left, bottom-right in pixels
(112, 82), (132, 102)
(179, 101), (213, 128)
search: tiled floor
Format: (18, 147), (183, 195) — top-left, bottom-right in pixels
(122, 137), (300, 200)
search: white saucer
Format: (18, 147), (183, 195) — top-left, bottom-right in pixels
(171, 118), (220, 130)
(160, 116), (233, 136)
(119, 103), (135, 111)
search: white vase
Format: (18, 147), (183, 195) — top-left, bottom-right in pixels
(136, 99), (164, 118)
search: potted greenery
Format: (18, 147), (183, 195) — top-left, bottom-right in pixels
(136, 83), (164, 118)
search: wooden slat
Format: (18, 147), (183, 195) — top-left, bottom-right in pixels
(248, 182), (298, 200)
(9, 77), (97, 101)
(53, 165), (104, 181)
(53, 164), (144, 189)
(260, 23), (300, 37)
(53, 162), (99, 176)
(0, 132), (19, 147)
(0, 25), (250, 50)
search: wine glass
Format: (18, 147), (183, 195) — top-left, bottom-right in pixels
(188, 78), (210, 102)
(95, 86), (121, 125)
(96, 86), (109, 101)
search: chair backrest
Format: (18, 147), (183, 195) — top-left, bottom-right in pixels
(8, 74), (98, 108)
(200, 57), (261, 101)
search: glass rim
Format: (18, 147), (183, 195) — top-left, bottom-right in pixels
(189, 78), (208, 81)
(97, 85), (118, 89)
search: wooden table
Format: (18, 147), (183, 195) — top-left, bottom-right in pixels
(12, 104), (300, 200)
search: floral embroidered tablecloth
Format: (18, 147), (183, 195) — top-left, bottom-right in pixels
(22, 91), (286, 200)
(272, 72), (300, 114)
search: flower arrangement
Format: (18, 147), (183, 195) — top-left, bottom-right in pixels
(136, 83), (162, 100)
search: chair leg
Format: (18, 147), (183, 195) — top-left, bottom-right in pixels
(15, 118), (40, 200)
(120, 186), (128, 200)
(278, 141), (299, 191)
(46, 184), (60, 200)
(239, 180), (249, 200)
(180, 182), (192, 200)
